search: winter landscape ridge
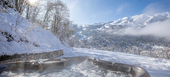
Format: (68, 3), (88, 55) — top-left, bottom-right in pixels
(69, 12), (170, 60)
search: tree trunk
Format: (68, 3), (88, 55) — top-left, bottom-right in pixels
(15, 0), (19, 11)
(19, 0), (25, 13)
(26, 6), (30, 19)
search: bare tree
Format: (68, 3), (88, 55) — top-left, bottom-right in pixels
(15, 14), (24, 27)
(8, 0), (27, 14)
(47, 0), (74, 42)
(43, 2), (54, 22)
(41, 1), (54, 29)
(1, 0), (74, 42)
(29, 6), (42, 22)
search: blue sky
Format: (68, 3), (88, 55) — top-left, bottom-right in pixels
(62, 0), (170, 25)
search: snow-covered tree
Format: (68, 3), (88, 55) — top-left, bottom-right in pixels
(45, 0), (74, 42)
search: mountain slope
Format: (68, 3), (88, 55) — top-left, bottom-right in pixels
(0, 8), (71, 55)
(69, 12), (170, 59)
(73, 12), (170, 40)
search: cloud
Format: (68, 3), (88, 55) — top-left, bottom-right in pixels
(143, 3), (164, 15)
(117, 3), (129, 13)
(124, 20), (170, 40)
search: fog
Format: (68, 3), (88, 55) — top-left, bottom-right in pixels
(124, 20), (170, 40)
(0, 60), (132, 77)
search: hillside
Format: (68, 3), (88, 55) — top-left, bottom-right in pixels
(72, 12), (170, 39)
(69, 12), (170, 59)
(0, 8), (70, 55)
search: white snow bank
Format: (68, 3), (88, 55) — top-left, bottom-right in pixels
(0, 8), (71, 55)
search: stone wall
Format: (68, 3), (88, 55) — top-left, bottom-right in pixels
(0, 50), (63, 64)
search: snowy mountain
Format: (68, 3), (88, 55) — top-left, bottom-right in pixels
(72, 12), (170, 39)
(110, 12), (170, 26)
(69, 12), (170, 59)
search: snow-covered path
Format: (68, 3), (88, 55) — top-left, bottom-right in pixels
(64, 48), (170, 77)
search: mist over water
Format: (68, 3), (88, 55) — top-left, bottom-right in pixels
(0, 60), (132, 77)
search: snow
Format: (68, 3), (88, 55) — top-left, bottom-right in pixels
(131, 14), (150, 24)
(73, 12), (170, 40)
(61, 48), (170, 77)
(122, 17), (129, 20)
(77, 31), (82, 35)
(152, 45), (164, 49)
(104, 25), (110, 28)
(0, 8), (71, 55)
(1, 4), (170, 77)
(1, 47), (170, 77)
